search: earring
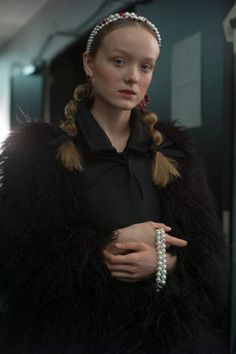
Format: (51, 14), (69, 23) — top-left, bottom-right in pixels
(136, 93), (150, 110)
(86, 75), (95, 98)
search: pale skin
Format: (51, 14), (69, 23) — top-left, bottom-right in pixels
(83, 24), (188, 282)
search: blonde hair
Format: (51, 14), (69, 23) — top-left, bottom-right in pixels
(140, 110), (180, 187)
(58, 18), (181, 186)
(57, 93), (83, 172)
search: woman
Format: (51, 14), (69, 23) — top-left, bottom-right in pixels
(0, 12), (228, 354)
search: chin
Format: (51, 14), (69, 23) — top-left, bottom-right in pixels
(112, 101), (137, 111)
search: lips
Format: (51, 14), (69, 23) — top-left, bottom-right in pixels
(118, 89), (136, 95)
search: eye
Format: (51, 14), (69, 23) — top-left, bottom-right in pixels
(141, 64), (153, 73)
(114, 58), (125, 66)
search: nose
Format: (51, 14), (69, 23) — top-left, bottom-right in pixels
(124, 66), (139, 83)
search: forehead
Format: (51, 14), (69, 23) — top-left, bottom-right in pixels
(99, 25), (160, 58)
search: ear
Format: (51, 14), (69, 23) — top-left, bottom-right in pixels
(83, 52), (94, 77)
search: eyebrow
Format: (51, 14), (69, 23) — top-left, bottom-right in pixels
(109, 48), (157, 62)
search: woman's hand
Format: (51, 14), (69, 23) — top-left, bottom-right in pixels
(105, 221), (187, 255)
(103, 241), (178, 282)
(103, 221), (188, 282)
(118, 221), (172, 247)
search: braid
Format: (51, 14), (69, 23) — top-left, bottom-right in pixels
(62, 100), (78, 137)
(140, 110), (181, 187)
(57, 84), (88, 171)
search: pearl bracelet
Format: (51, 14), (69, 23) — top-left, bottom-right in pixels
(154, 228), (167, 292)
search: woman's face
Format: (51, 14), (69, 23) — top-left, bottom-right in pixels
(83, 25), (160, 111)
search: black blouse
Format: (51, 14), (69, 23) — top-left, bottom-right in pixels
(75, 103), (160, 229)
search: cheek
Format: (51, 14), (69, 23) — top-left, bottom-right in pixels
(140, 75), (152, 91)
(95, 67), (119, 86)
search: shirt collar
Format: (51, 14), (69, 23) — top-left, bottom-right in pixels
(75, 101), (150, 154)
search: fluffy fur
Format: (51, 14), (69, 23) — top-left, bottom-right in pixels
(0, 121), (228, 354)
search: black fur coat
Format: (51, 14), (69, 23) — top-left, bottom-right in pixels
(0, 119), (228, 354)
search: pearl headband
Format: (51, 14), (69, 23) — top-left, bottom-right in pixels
(86, 12), (162, 53)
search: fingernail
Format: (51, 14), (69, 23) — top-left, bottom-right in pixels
(115, 243), (122, 248)
(166, 226), (172, 230)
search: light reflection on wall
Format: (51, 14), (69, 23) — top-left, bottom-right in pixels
(0, 58), (11, 147)
(0, 120), (10, 146)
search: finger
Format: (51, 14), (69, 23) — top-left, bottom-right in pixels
(115, 242), (146, 252)
(105, 263), (136, 273)
(152, 222), (172, 232)
(166, 254), (177, 272)
(165, 234), (188, 247)
(103, 250), (131, 265)
(103, 249), (114, 260)
(103, 249), (139, 265)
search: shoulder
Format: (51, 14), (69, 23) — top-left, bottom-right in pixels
(155, 119), (203, 164)
(154, 120), (208, 184)
(1, 121), (70, 161)
(155, 120), (194, 153)
(2, 121), (63, 150)
(0, 121), (74, 187)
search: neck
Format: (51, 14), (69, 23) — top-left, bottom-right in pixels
(90, 101), (132, 152)
(90, 102), (131, 137)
